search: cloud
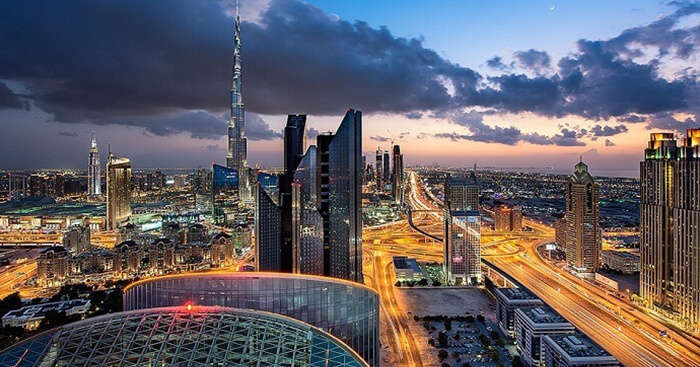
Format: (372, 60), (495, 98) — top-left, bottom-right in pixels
(205, 144), (222, 152)
(0, 81), (22, 109)
(370, 135), (391, 142)
(513, 49), (551, 72)
(590, 124), (628, 136)
(646, 112), (697, 132)
(404, 111), (423, 119)
(486, 56), (512, 71)
(246, 113), (283, 140)
(605, 139), (616, 146)
(57, 131), (78, 137)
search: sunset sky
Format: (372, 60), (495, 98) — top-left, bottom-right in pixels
(0, 0), (698, 176)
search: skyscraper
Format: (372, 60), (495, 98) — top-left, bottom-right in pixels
(328, 109), (363, 282)
(317, 133), (334, 275)
(383, 150), (390, 187)
(292, 146), (324, 275)
(255, 182), (281, 271)
(106, 154), (131, 231)
(280, 114), (307, 272)
(640, 129), (699, 327)
(564, 160), (600, 276)
(88, 136), (100, 196)
(392, 145), (404, 203)
(375, 147), (383, 191)
(226, 14), (248, 200)
(443, 173), (481, 285)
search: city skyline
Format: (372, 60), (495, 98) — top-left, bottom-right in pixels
(1, 1), (698, 174)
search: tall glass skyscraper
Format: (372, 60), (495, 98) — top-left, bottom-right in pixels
(392, 144), (403, 203)
(328, 109), (363, 282)
(375, 148), (382, 192)
(106, 154), (131, 231)
(88, 136), (100, 196)
(255, 181), (281, 271)
(444, 173), (481, 285)
(226, 14), (249, 202)
(292, 145), (324, 275)
(280, 115), (307, 272)
(640, 129), (700, 328)
(211, 164), (239, 226)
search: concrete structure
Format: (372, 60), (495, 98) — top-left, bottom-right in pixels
(392, 256), (422, 282)
(494, 287), (543, 338)
(640, 129), (700, 328)
(2, 299), (90, 330)
(0, 306), (368, 367)
(543, 334), (619, 367)
(328, 110), (363, 282)
(226, 14), (247, 176)
(375, 147), (383, 192)
(37, 246), (69, 286)
(601, 250), (639, 274)
(382, 150), (390, 189)
(105, 154), (131, 231)
(555, 216), (567, 247)
(515, 306), (575, 366)
(123, 272), (379, 366)
(565, 160), (600, 276)
(62, 223), (90, 254)
(87, 136), (100, 196)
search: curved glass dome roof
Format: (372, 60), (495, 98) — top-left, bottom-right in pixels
(0, 306), (368, 367)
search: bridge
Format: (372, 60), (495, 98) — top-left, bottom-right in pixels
(406, 207), (442, 242)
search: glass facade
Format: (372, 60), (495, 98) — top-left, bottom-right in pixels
(293, 146), (324, 275)
(211, 164), (239, 226)
(257, 172), (279, 198)
(0, 306), (367, 367)
(255, 183), (281, 271)
(122, 273), (379, 366)
(328, 109), (363, 282)
(445, 210), (481, 285)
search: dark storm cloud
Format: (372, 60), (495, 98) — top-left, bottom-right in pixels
(0, 0), (697, 147)
(513, 49), (551, 72)
(590, 124), (628, 137)
(57, 131), (78, 137)
(0, 82), (22, 109)
(486, 56), (512, 71)
(646, 112), (697, 132)
(246, 113), (283, 140)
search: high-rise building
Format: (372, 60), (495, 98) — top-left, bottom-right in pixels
(255, 182), (281, 271)
(564, 160), (600, 276)
(383, 150), (390, 187)
(280, 115), (307, 272)
(640, 129), (700, 327)
(375, 147), (383, 191)
(88, 136), (100, 196)
(493, 205), (523, 232)
(328, 109), (363, 282)
(392, 145), (404, 203)
(443, 173), (481, 285)
(292, 146), (324, 275)
(37, 246), (69, 286)
(317, 133), (334, 275)
(226, 15), (247, 173)
(211, 164), (239, 226)
(106, 154), (131, 231)
(555, 215), (567, 247)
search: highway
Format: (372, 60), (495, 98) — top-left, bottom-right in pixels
(400, 170), (700, 367)
(0, 261), (37, 298)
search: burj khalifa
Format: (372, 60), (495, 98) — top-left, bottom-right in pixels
(226, 14), (247, 174)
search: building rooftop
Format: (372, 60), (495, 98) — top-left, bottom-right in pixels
(495, 287), (540, 301)
(3, 299), (90, 320)
(518, 306), (569, 325)
(544, 333), (615, 359)
(0, 306), (367, 367)
(392, 256), (421, 273)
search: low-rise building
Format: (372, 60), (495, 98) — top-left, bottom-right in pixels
(392, 256), (423, 282)
(62, 223), (90, 254)
(185, 223), (208, 244)
(543, 333), (619, 367)
(2, 299), (90, 330)
(211, 232), (234, 268)
(601, 250), (639, 274)
(515, 306), (575, 366)
(494, 287), (543, 338)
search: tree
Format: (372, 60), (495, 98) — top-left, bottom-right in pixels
(0, 292), (22, 317)
(441, 363), (450, 367)
(479, 334), (490, 347)
(452, 351), (460, 359)
(395, 281), (401, 287)
(512, 356), (524, 367)
(495, 338), (505, 347)
(433, 280), (441, 287)
(476, 314), (485, 323)
(438, 349), (448, 361)
(417, 278), (428, 286)
(444, 318), (452, 331)
(428, 338), (435, 346)
(438, 331), (448, 347)
(454, 333), (461, 340)
(462, 363), (471, 367)
(465, 315), (475, 323)
(490, 330), (500, 340)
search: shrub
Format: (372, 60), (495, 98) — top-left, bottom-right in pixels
(438, 349), (448, 361)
